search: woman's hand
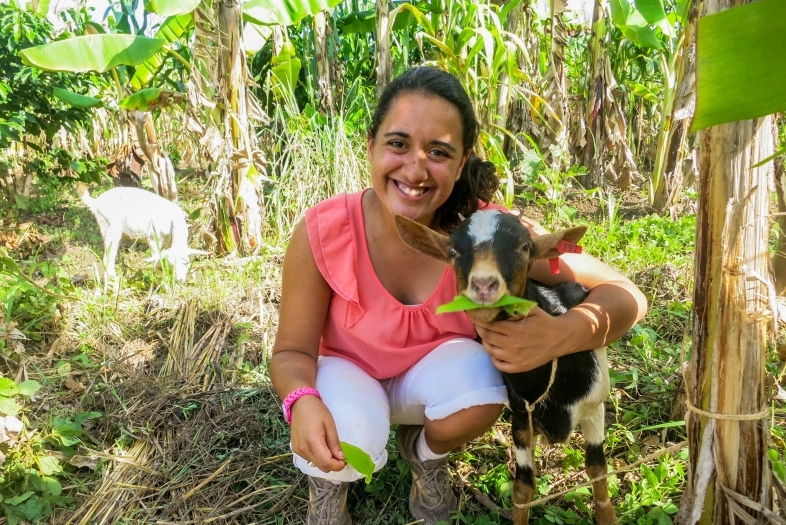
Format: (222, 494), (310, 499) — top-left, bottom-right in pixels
(289, 395), (346, 473)
(475, 307), (581, 373)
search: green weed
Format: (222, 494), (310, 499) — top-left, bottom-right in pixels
(0, 373), (99, 525)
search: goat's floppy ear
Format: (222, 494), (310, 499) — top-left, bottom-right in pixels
(531, 226), (588, 261)
(394, 215), (452, 263)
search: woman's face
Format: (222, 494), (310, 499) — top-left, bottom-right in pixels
(367, 92), (469, 229)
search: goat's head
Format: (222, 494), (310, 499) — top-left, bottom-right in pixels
(395, 211), (587, 322)
(146, 247), (209, 282)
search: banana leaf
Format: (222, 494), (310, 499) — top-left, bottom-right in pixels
(336, 8), (413, 34)
(634, 0), (673, 37)
(33, 0), (49, 15)
(20, 34), (165, 73)
(336, 1), (442, 34)
(634, 0), (666, 25)
(609, 0), (663, 50)
(243, 0), (344, 27)
(244, 22), (273, 54)
(130, 14), (193, 90)
(119, 88), (178, 110)
(144, 0), (199, 17)
(53, 88), (103, 108)
(691, 0), (786, 131)
(270, 43), (301, 106)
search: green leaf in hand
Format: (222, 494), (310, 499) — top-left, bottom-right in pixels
(340, 441), (374, 483)
(436, 295), (537, 317)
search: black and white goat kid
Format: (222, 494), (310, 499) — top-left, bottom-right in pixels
(395, 210), (616, 525)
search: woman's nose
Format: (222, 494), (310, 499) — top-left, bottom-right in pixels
(401, 150), (427, 182)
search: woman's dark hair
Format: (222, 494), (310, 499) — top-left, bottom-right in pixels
(369, 66), (499, 232)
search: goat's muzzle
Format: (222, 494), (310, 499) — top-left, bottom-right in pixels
(470, 275), (501, 303)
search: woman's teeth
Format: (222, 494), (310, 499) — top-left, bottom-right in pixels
(396, 181), (426, 196)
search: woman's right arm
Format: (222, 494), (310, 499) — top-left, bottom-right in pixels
(271, 219), (346, 472)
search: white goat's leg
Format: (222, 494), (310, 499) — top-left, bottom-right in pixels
(146, 227), (166, 262)
(579, 403), (616, 525)
(102, 226), (123, 278)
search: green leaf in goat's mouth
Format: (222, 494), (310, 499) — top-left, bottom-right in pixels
(436, 295), (537, 317)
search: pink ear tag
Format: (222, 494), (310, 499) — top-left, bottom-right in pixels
(556, 240), (582, 254)
(548, 240), (583, 275)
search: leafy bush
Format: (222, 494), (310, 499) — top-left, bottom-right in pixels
(0, 256), (75, 343)
(0, 4), (95, 150)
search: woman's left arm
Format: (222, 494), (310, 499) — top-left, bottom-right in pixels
(474, 216), (648, 373)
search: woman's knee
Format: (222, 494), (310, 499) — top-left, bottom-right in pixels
(391, 338), (508, 423)
(316, 357), (391, 457)
(424, 403), (504, 444)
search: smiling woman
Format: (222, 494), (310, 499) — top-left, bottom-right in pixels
(269, 66), (647, 525)
(366, 93), (468, 228)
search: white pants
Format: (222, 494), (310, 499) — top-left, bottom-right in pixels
(293, 338), (509, 482)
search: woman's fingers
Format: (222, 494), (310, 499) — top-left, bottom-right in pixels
(475, 307), (564, 372)
(291, 402), (347, 473)
(324, 418), (346, 463)
(491, 356), (515, 373)
(308, 434), (346, 472)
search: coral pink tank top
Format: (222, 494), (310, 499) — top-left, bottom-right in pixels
(306, 191), (506, 380)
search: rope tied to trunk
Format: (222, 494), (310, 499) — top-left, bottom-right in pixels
(684, 400), (769, 421)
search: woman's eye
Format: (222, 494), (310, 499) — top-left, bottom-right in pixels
(522, 242), (530, 251)
(448, 247), (458, 258)
(430, 149), (448, 158)
(389, 140), (405, 148)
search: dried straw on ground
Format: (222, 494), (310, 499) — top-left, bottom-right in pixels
(52, 298), (308, 525)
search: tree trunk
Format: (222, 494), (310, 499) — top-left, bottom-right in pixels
(215, 0), (264, 255)
(577, 0), (638, 190)
(272, 25), (285, 56)
(772, 150), (786, 296)
(133, 111), (178, 201)
(538, 0), (569, 161)
(676, 30), (775, 521)
(314, 10), (333, 114)
(375, 0), (391, 95)
(186, 0), (268, 255)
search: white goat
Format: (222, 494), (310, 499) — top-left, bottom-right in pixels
(77, 183), (207, 282)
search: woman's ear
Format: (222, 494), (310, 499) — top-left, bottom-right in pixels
(456, 151), (471, 181)
(367, 131), (375, 163)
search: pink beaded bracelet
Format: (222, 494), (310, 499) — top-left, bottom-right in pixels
(282, 387), (321, 424)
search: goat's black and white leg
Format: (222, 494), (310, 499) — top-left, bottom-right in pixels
(511, 415), (536, 525)
(580, 402), (616, 525)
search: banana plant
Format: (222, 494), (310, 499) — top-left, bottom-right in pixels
(243, 0), (346, 115)
(608, 0), (690, 208)
(8, 0), (49, 16)
(20, 32), (182, 200)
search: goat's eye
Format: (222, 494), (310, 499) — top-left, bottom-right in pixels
(448, 247), (458, 258)
(522, 242), (531, 251)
